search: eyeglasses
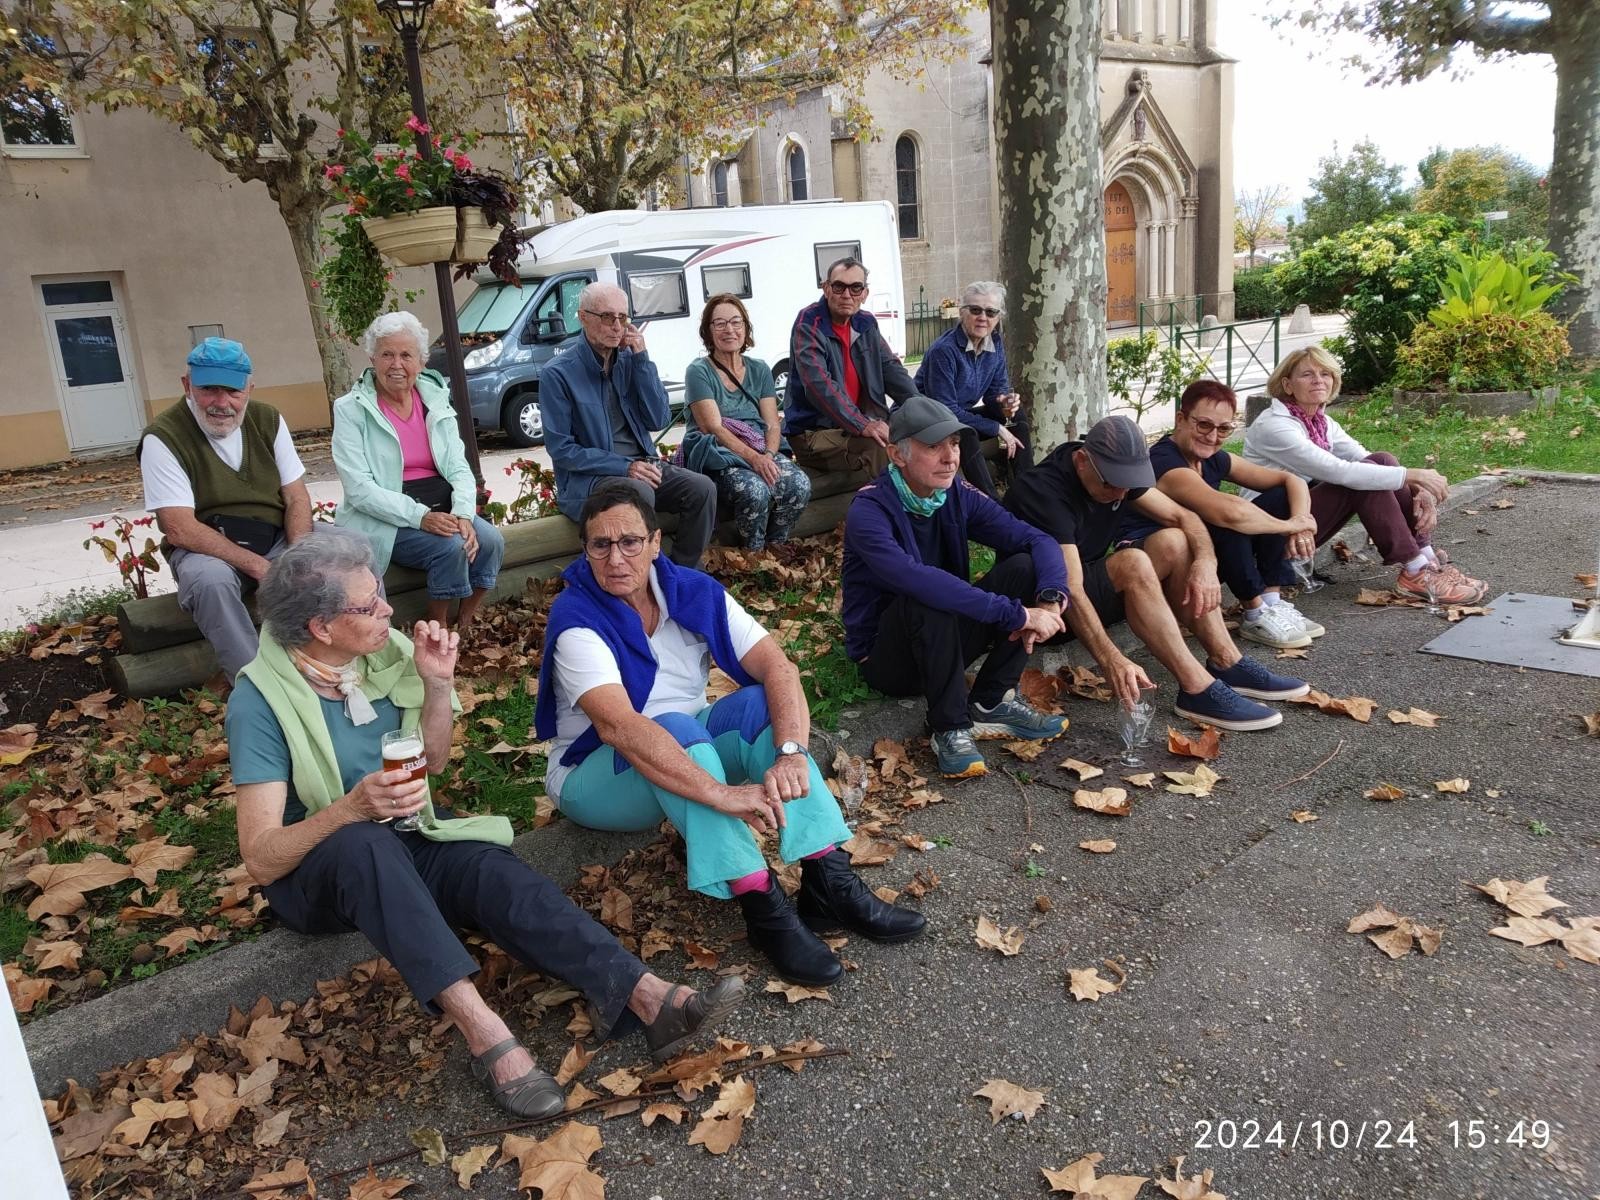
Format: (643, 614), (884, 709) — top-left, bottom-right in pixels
(826, 281), (867, 296)
(585, 534), (649, 560)
(1184, 415), (1238, 438)
(964, 305), (1002, 318)
(581, 309), (631, 327)
(339, 590), (387, 617)
(709, 318), (746, 331)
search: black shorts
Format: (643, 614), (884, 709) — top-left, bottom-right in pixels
(1051, 553), (1125, 644)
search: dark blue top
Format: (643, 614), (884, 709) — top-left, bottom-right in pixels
(912, 327), (1011, 438)
(1114, 435), (1231, 544)
(841, 471), (1067, 661)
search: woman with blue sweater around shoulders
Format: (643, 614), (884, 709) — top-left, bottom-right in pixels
(912, 281), (1031, 496)
(535, 481), (926, 988)
(332, 312), (504, 630)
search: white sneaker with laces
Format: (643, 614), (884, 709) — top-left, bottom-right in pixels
(1273, 598), (1325, 639)
(1239, 601), (1313, 649)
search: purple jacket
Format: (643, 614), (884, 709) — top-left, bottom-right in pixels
(841, 471), (1067, 661)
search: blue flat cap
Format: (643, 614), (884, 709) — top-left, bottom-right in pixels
(186, 337), (253, 390)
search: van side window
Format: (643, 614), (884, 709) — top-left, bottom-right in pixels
(702, 263), (752, 300)
(532, 277), (588, 336)
(557, 278), (586, 328)
(814, 241), (863, 286)
(625, 269), (689, 319)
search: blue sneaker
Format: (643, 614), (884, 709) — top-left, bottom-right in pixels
(969, 689), (1069, 740)
(931, 727), (988, 778)
(1207, 656), (1311, 702)
(1173, 680), (1282, 732)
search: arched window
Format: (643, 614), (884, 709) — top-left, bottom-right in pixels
(785, 142), (809, 202)
(711, 160), (729, 207)
(895, 134), (921, 239)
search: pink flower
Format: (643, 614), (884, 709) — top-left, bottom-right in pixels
(134, 517), (154, 527)
(310, 280), (322, 289)
(451, 152), (473, 172)
(404, 187), (415, 196)
(405, 114), (431, 135)
(394, 161), (411, 181)
(323, 163), (346, 179)
(337, 127), (347, 138)
(90, 520), (106, 530)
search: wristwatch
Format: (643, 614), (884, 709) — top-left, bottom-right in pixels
(1036, 588), (1067, 608)
(777, 740), (808, 758)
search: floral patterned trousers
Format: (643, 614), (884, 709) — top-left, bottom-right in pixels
(713, 457), (812, 551)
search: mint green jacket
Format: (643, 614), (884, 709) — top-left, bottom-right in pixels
(331, 368), (476, 574)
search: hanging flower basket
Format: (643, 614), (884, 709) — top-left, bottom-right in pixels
(361, 205), (501, 267)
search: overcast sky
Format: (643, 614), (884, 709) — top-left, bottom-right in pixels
(1220, 3), (1559, 203)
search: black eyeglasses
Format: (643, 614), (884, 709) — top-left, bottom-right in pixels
(964, 305), (1002, 318)
(585, 534), (649, 560)
(581, 309), (630, 327)
(826, 281), (867, 296)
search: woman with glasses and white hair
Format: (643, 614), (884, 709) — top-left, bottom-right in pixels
(912, 281), (1031, 496)
(226, 529), (743, 1120)
(1113, 380), (1324, 649)
(332, 311), (505, 631)
(534, 481), (926, 990)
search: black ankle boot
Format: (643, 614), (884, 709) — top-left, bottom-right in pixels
(796, 849), (928, 944)
(736, 873), (843, 986)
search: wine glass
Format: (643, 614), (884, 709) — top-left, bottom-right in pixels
(1290, 557), (1325, 594)
(1117, 700), (1154, 767)
(381, 729), (429, 832)
(1422, 569), (1444, 617)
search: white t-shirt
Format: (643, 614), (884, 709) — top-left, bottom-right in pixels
(140, 399), (306, 511)
(545, 567), (768, 799)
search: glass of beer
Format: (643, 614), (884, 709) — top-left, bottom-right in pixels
(380, 728), (428, 832)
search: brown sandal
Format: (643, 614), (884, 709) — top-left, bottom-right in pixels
(643, 978), (747, 1063)
(470, 1037), (565, 1117)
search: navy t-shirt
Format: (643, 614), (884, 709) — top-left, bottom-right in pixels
(1114, 436), (1231, 544)
(1003, 441), (1147, 562)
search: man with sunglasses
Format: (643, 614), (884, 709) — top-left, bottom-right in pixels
(783, 257), (921, 476)
(541, 282), (718, 567)
(912, 282), (1031, 496)
(1004, 415), (1310, 732)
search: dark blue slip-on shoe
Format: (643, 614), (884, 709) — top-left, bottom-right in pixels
(1206, 656), (1311, 702)
(1174, 680), (1282, 732)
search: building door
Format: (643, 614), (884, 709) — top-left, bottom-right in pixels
(39, 279), (145, 453)
(1104, 181), (1137, 326)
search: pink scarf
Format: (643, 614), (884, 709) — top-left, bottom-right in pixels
(1286, 402), (1331, 451)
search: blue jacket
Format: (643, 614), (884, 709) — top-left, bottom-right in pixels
(540, 335), (671, 521)
(912, 326), (1011, 439)
(783, 297), (919, 437)
(840, 471), (1067, 661)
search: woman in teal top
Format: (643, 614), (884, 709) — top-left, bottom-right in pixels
(678, 294), (812, 550)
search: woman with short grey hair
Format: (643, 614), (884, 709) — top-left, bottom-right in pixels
(332, 312), (505, 631)
(227, 534), (745, 1119)
(912, 280), (1031, 497)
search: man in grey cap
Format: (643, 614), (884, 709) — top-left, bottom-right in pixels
(1004, 415), (1309, 731)
(139, 337), (312, 680)
(841, 395), (1070, 778)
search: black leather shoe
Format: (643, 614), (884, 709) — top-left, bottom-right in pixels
(736, 873), (843, 986)
(797, 848), (928, 944)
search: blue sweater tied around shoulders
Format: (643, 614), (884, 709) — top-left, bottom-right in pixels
(534, 556), (756, 768)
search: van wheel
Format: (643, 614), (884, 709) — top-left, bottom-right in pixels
(772, 359), (790, 406)
(502, 392), (543, 447)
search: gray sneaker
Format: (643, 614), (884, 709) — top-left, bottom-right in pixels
(931, 727), (987, 778)
(970, 689), (1069, 740)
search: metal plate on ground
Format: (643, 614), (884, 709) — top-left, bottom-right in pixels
(1420, 592), (1600, 679)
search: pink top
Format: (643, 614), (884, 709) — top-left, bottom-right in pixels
(379, 390), (439, 481)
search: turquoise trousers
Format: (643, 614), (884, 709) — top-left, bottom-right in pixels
(555, 685), (851, 899)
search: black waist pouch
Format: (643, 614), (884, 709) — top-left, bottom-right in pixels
(402, 474), (456, 514)
(205, 513), (281, 555)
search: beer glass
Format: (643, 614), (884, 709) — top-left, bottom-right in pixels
(380, 729), (428, 832)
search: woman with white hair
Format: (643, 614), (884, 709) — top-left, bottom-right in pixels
(332, 312), (506, 629)
(912, 281), (1031, 497)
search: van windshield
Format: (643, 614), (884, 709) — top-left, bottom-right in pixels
(457, 280), (542, 337)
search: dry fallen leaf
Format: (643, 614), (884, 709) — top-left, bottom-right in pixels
(1067, 966), (1123, 1002)
(1446, 605), (1491, 622)
(1560, 918), (1600, 965)
(763, 979), (832, 1004)
(1347, 904), (1441, 958)
(1582, 712), (1600, 737)
(975, 914), (1026, 956)
(1290, 810), (1318, 823)
(1163, 764), (1221, 798)
(1042, 1152), (1149, 1198)
(25, 855), (134, 920)
(1356, 587), (1422, 609)
(1291, 690), (1377, 723)
(1123, 772), (1156, 788)
(1073, 787), (1132, 816)
(450, 1144), (496, 1189)
(1488, 915), (1567, 948)
(1386, 707), (1442, 727)
(501, 1121), (605, 1199)
(1003, 739), (1050, 762)
(124, 837), (198, 888)
(1157, 1155), (1228, 1199)
(347, 1167), (414, 1199)
(1079, 839), (1117, 854)
(113, 1098), (190, 1147)
(1166, 724), (1222, 760)
(1364, 783), (1407, 802)
(972, 1077), (1047, 1123)
(1472, 876), (1567, 918)
(1276, 646), (1309, 659)
(556, 1041), (595, 1086)
(1059, 757), (1104, 781)
(1434, 777), (1471, 793)
(1489, 496), (1515, 509)
(640, 1102), (687, 1127)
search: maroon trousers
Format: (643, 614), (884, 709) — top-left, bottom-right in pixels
(1309, 452), (1427, 566)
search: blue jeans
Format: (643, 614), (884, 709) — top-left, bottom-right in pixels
(554, 685), (851, 899)
(391, 517), (505, 600)
(1210, 485), (1297, 604)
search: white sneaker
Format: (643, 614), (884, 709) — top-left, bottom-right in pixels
(1273, 598), (1325, 639)
(1239, 602), (1313, 649)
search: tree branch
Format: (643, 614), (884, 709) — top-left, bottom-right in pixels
(1455, 1), (1553, 55)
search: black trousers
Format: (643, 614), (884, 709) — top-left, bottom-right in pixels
(1210, 484), (1296, 604)
(961, 402), (1034, 498)
(264, 822), (648, 1040)
(859, 552), (1037, 731)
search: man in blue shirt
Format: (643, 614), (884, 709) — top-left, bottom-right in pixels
(913, 283), (1032, 496)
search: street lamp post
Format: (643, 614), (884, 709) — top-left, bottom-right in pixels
(376, 0), (485, 495)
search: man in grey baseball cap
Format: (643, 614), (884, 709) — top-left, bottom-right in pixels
(1004, 414), (1311, 732)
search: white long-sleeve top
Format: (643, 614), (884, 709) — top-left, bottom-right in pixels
(1241, 398), (1408, 495)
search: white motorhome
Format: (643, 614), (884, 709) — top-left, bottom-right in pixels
(431, 200), (906, 446)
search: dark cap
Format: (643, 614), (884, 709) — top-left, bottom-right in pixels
(1083, 415), (1156, 489)
(888, 394), (966, 446)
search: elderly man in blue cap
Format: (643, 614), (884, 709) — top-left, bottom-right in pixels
(138, 338), (312, 679)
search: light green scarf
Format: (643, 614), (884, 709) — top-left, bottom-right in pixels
(889, 464), (947, 517)
(237, 629), (513, 846)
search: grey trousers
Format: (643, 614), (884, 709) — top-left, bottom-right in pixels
(170, 535), (288, 680)
(603, 465), (718, 567)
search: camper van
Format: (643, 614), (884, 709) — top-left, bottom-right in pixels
(431, 200), (906, 446)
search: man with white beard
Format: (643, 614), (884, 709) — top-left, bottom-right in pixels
(138, 338), (312, 679)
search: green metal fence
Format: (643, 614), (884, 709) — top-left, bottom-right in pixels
(1173, 315), (1282, 392)
(1138, 296), (1203, 342)
(906, 286), (960, 360)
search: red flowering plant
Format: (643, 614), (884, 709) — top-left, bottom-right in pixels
(83, 515), (161, 600)
(480, 457), (560, 525)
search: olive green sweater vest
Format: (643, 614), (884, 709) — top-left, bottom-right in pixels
(141, 401), (287, 531)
